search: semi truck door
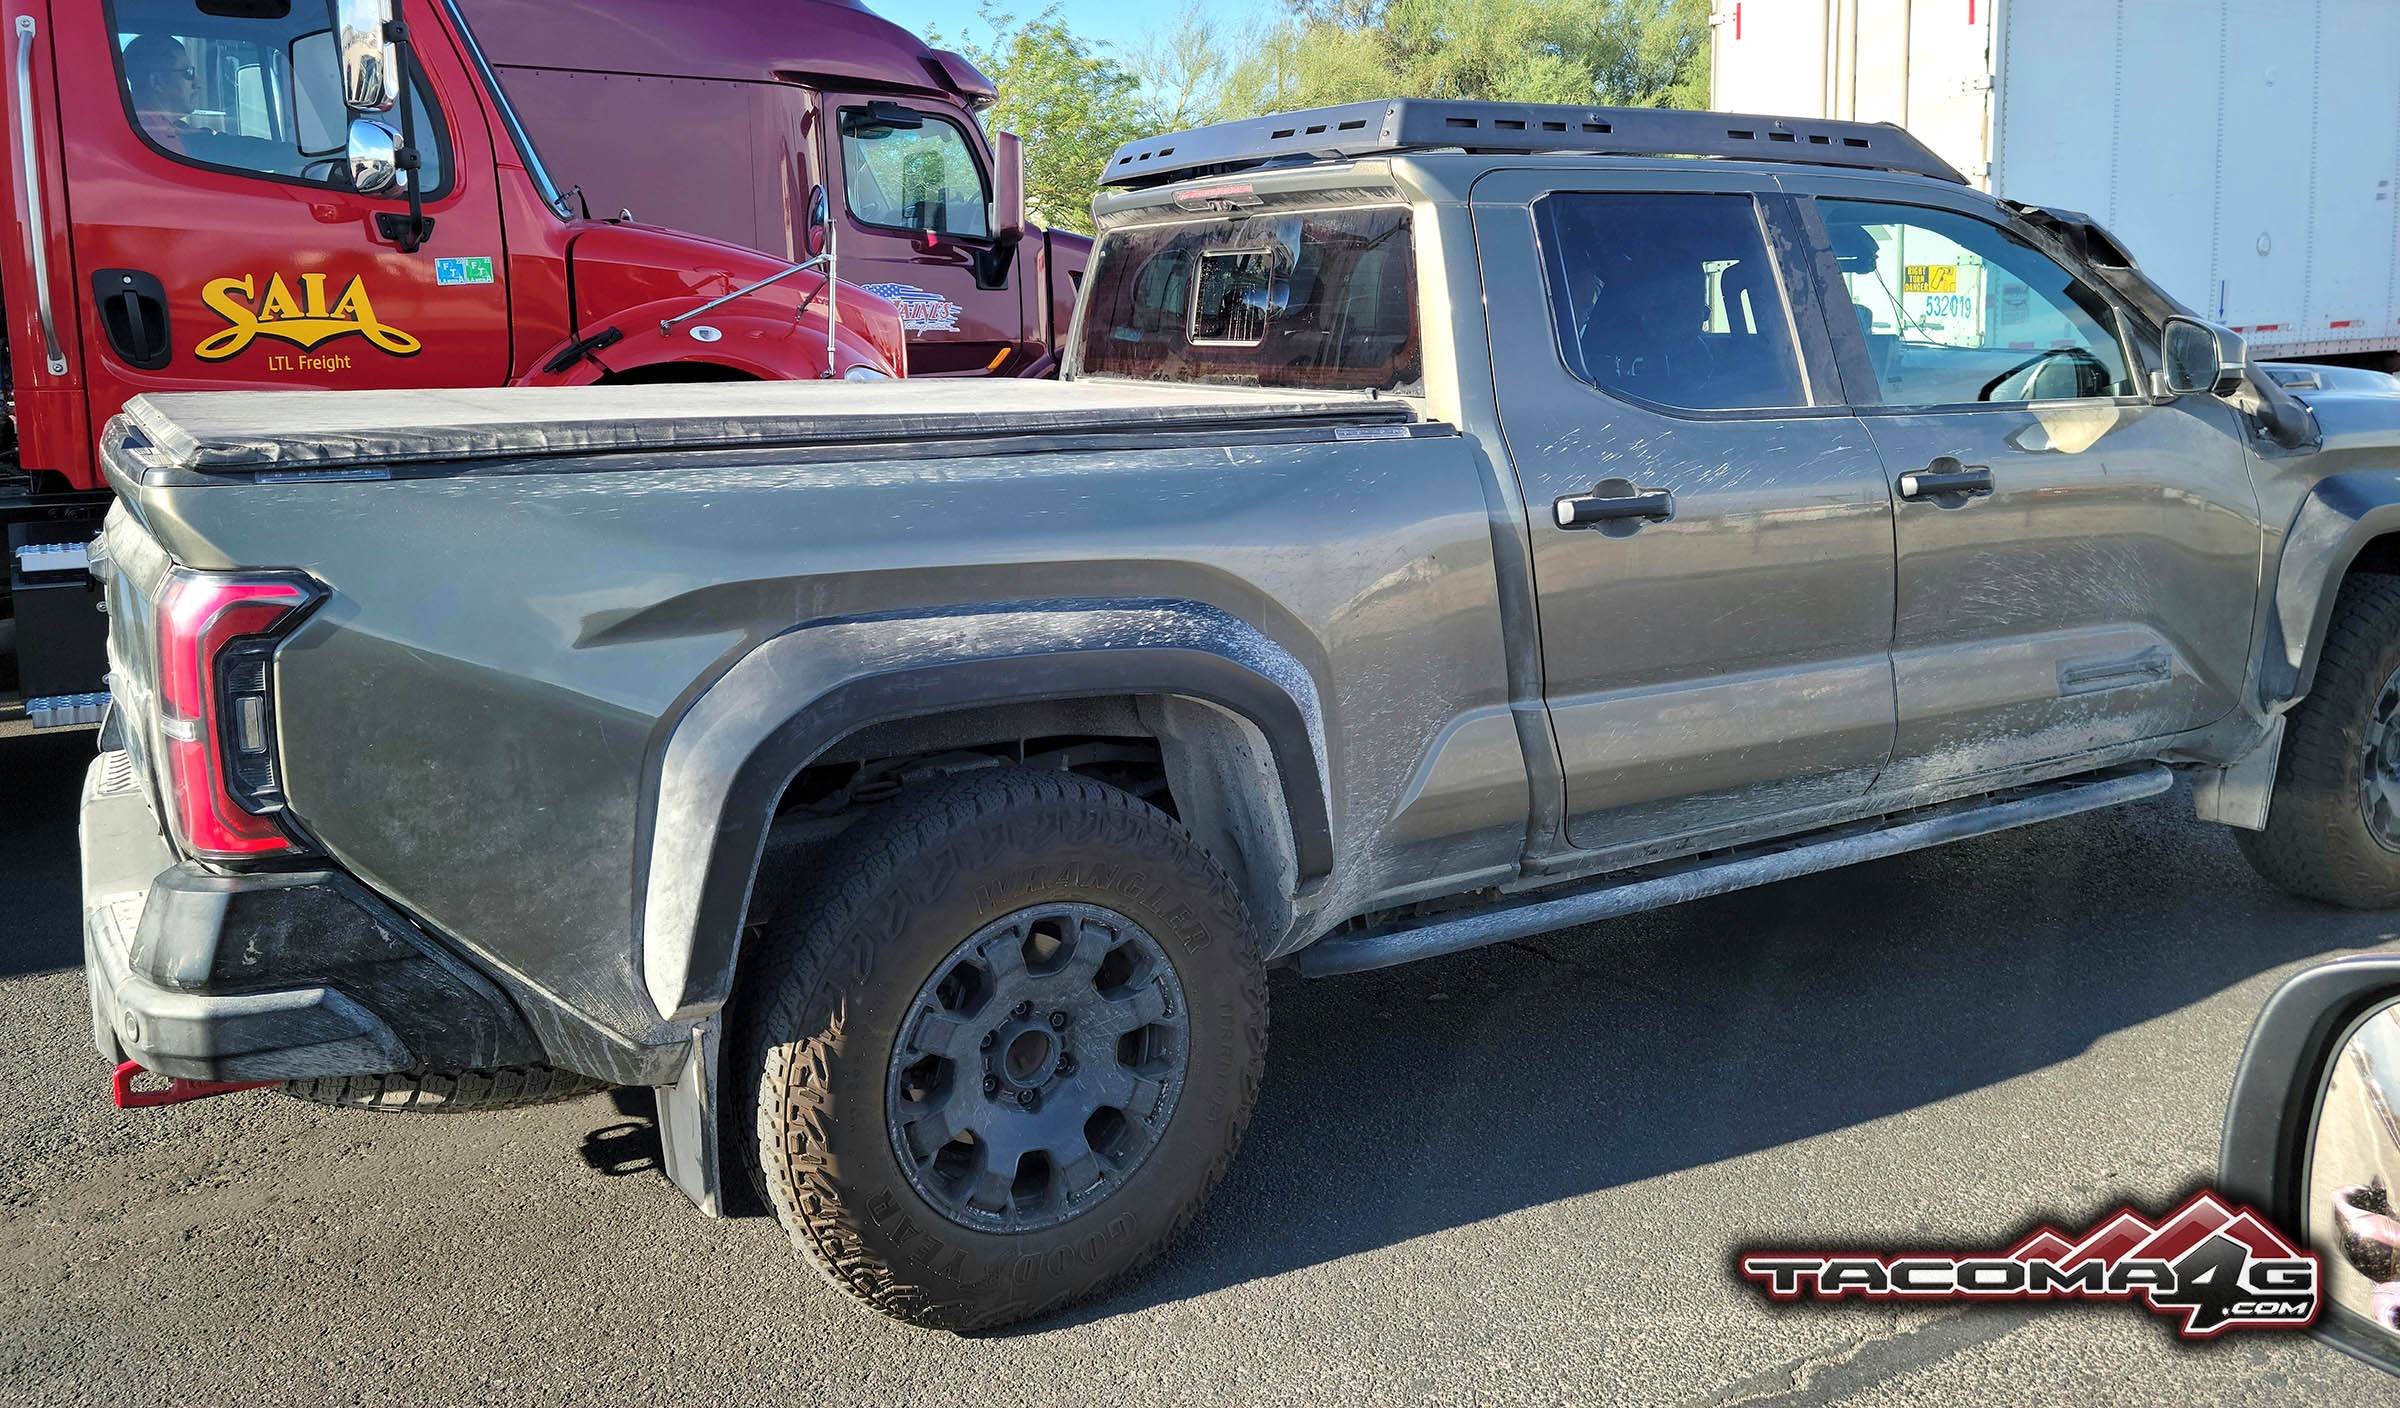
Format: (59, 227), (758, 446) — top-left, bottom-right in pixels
(1472, 171), (1901, 854)
(824, 95), (1026, 375)
(1803, 191), (2264, 793)
(54, 2), (509, 419)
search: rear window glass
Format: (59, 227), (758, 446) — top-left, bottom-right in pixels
(1073, 207), (1421, 394)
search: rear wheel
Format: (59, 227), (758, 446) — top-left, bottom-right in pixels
(734, 767), (1267, 1331)
(2239, 574), (2400, 907)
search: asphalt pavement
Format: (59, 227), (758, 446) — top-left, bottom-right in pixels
(6, 729), (2399, 1406)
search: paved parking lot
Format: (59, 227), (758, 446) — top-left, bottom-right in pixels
(4, 729), (2397, 1405)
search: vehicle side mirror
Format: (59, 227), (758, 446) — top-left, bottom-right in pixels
(803, 185), (830, 259)
(2162, 315), (2247, 398)
(346, 117), (401, 194)
(2222, 955), (2400, 1374)
(334, 0), (398, 112)
(992, 130), (1025, 246)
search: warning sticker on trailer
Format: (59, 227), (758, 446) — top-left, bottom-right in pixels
(1903, 264), (1957, 293)
(435, 256), (496, 286)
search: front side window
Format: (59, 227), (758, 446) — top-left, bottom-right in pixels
(111, 0), (446, 192)
(1818, 199), (2135, 407)
(1073, 206), (1421, 394)
(1536, 192), (1808, 413)
(839, 108), (989, 241)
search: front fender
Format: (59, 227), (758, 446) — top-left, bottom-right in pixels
(2264, 472), (2400, 705)
(517, 298), (900, 387)
(634, 600), (1333, 1024)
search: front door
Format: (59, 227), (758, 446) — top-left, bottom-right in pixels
(57, 0), (510, 422)
(1475, 171), (1899, 855)
(1802, 191), (2264, 792)
(822, 93), (1022, 374)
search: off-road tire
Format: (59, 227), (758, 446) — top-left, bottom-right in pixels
(2238, 574), (2400, 907)
(281, 1065), (610, 1112)
(732, 767), (1267, 1332)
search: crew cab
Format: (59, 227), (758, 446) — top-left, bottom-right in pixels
(78, 100), (2400, 1331)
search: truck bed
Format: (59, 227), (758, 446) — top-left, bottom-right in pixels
(113, 379), (1418, 477)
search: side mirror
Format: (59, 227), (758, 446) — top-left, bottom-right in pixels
(2222, 955), (2400, 1374)
(346, 117), (401, 194)
(992, 130), (1026, 246)
(335, 0), (399, 113)
(803, 185), (830, 259)
(2162, 315), (2247, 398)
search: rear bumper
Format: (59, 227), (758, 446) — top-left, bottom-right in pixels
(79, 751), (545, 1083)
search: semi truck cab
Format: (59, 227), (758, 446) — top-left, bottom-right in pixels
(0, 0), (910, 734)
(455, 0), (1092, 378)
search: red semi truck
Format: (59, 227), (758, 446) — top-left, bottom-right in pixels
(456, 0), (1092, 379)
(2, 0), (1071, 736)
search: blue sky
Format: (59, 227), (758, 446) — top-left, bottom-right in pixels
(873, 0), (1282, 61)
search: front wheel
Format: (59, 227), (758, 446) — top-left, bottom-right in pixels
(734, 768), (1267, 1331)
(2238, 574), (2400, 907)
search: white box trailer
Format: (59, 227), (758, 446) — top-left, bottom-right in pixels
(1709, 0), (2400, 363)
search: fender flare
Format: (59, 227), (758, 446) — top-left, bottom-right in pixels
(2262, 472), (2400, 705)
(634, 600), (1333, 1023)
(517, 298), (896, 386)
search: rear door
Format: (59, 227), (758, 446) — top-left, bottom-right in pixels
(57, 1), (511, 422)
(1473, 168), (1899, 855)
(1795, 184), (2264, 792)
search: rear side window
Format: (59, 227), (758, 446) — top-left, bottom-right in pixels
(1074, 207), (1422, 394)
(1536, 192), (1808, 412)
(109, 0), (447, 193)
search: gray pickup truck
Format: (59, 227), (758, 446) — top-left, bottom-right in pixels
(78, 99), (2400, 1329)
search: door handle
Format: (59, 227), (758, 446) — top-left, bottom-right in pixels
(1898, 459), (1995, 502)
(1554, 484), (1674, 529)
(12, 16), (66, 376)
(92, 269), (171, 370)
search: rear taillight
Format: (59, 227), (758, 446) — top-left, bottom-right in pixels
(154, 569), (321, 861)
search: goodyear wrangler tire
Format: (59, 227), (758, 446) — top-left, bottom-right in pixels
(2239, 574), (2400, 908)
(733, 767), (1267, 1331)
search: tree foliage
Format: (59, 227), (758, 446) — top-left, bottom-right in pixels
(934, 0), (1709, 233)
(938, 4), (1146, 234)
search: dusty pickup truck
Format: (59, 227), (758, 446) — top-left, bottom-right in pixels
(80, 99), (2400, 1329)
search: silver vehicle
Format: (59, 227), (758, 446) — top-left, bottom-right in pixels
(78, 99), (2400, 1330)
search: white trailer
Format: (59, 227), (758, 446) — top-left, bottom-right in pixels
(1709, 0), (2400, 364)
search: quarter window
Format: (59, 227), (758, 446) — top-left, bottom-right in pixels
(839, 107), (990, 241)
(1536, 192), (1808, 413)
(1817, 199), (2135, 407)
(111, 0), (446, 193)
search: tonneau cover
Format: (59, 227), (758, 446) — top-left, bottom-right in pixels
(118, 379), (1414, 473)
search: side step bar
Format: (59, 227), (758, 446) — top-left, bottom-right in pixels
(1297, 765), (2174, 977)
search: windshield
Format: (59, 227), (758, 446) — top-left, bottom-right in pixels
(1072, 206), (1421, 394)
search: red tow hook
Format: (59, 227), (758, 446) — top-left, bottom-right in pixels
(111, 1060), (276, 1109)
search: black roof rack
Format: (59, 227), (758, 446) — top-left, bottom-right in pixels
(1100, 98), (1967, 190)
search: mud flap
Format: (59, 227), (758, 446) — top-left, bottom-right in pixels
(2193, 715), (2286, 832)
(654, 1015), (724, 1217)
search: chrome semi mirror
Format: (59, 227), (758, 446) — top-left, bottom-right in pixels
(2163, 315), (2247, 398)
(335, 0), (398, 112)
(2224, 955), (2400, 1374)
(803, 185), (830, 259)
(346, 117), (401, 194)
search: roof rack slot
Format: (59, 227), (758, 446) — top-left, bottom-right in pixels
(1103, 97), (1967, 190)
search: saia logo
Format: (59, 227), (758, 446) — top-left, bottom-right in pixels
(194, 272), (422, 361)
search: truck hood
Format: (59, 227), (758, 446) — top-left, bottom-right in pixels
(2271, 363), (2400, 456)
(564, 221), (907, 377)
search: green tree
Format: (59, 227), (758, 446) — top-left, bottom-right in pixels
(939, 4), (1147, 234)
